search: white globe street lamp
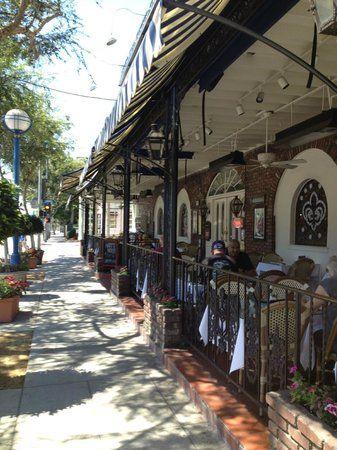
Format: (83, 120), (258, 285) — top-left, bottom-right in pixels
(2, 109), (32, 266)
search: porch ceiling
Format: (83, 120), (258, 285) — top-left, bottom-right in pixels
(179, 0), (337, 175)
(122, 0), (337, 195)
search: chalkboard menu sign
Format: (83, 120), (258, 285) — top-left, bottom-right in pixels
(104, 240), (117, 264)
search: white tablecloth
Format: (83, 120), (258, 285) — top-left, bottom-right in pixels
(199, 306), (244, 373)
(300, 314), (322, 370)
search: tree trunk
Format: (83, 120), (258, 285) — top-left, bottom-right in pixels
(30, 234), (35, 249)
(4, 239), (9, 265)
(22, 184), (29, 214)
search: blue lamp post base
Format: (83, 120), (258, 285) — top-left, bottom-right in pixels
(10, 235), (21, 266)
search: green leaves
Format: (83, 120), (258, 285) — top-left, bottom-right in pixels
(0, 178), (21, 243)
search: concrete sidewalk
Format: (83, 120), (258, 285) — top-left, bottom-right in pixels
(0, 237), (225, 450)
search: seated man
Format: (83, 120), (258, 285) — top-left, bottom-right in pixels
(205, 240), (233, 281)
(226, 239), (256, 276)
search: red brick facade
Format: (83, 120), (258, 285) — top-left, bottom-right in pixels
(145, 133), (337, 255)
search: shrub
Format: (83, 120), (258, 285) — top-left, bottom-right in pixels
(0, 179), (21, 243)
(0, 276), (29, 299)
(67, 228), (77, 239)
(148, 285), (179, 309)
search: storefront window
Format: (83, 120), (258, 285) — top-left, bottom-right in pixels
(179, 204), (188, 237)
(295, 179), (327, 246)
(110, 211), (118, 229)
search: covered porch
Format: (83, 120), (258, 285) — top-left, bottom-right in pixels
(66, 0), (337, 446)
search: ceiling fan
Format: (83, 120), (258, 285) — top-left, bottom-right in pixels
(248, 113), (307, 170)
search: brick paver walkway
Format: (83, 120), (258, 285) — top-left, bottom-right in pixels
(0, 236), (226, 450)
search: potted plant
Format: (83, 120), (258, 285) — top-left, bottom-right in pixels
(25, 249), (38, 269)
(35, 249), (44, 265)
(0, 276), (29, 323)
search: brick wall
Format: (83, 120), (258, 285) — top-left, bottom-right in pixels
(267, 391), (337, 450)
(144, 133), (337, 255)
(143, 296), (182, 349)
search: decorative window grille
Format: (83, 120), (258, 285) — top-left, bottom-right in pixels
(295, 179), (327, 247)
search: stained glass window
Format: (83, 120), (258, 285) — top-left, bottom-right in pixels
(179, 204), (188, 237)
(295, 179), (327, 247)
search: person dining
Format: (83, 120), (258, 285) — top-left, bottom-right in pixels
(226, 239), (256, 276)
(311, 257), (337, 355)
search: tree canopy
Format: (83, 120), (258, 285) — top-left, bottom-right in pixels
(0, 0), (82, 61)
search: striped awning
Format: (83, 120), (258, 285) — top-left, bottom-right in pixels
(59, 168), (83, 193)
(79, 0), (228, 185)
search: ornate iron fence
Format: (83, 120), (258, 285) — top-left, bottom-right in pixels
(127, 244), (163, 303)
(174, 257), (337, 411)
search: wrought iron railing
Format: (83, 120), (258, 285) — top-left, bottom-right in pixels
(127, 244), (163, 303)
(174, 257), (337, 411)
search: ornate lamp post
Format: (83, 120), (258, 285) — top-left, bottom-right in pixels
(2, 109), (32, 265)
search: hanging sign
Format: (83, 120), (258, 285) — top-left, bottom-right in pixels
(232, 217), (244, 229)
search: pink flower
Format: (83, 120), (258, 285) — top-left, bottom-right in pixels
(289, 365), (298, 375)
(290, 382), (299, 390)
(308, 387), (316, 393)
(325, 403), (337, 418)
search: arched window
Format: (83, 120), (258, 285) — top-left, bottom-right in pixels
(179, 204), (188, 237)
(208, 169), (244, 197)
(295, 179), (327, 246)
(157, 208), (163, 235)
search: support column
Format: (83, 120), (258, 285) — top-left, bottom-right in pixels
(92, 196), (96, 236)
(123, 154), (131, 265)
(164, 87), (179, 294)
(101, 180), (107, 239)
(83, 201), (89, 257)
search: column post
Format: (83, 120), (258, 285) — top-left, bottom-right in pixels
(123, 153), (131, 265)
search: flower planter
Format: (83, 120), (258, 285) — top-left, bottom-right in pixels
(143, 295), (182, 349)
(87, 250), (95, 263)
(0, 296), (20, 323)
(267, 391), (337, 450)
(111, 269), (130, 297)
(35, 250), (44, 265)
(28, 257), (37, 269)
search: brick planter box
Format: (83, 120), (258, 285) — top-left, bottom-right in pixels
(267, 391), (337, 450)
(143, 295), (182, 349)
(87, 250), (95, 263)
(111, 269), (130, 297)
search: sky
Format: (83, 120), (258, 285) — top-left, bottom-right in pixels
(41, 0), (153, 159)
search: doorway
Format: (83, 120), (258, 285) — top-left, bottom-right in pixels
(206, 170), (245, 256)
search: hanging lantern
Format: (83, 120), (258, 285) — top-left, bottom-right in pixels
(146, 124), (165, 160)
(230, 196), (244, 217)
